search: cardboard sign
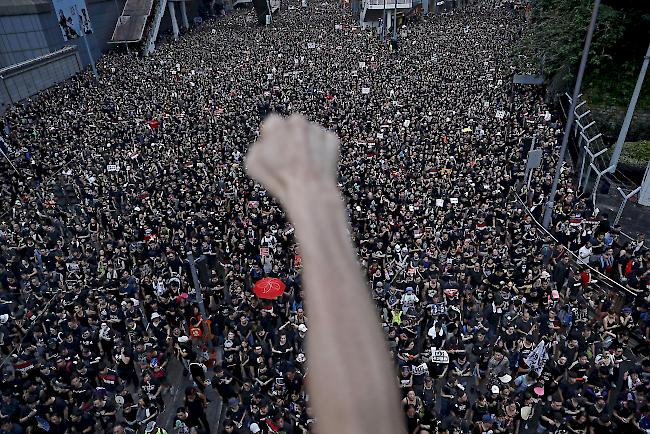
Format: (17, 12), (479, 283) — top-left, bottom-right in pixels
(106, 164), (119, 172)
(430, 303), (448, 316)
(361, 87), (371, 95)
(430, 350), (449, 364)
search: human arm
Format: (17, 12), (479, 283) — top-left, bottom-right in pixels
(246, 114), (403, 434)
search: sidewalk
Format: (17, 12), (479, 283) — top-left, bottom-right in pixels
(596, 185), (650, 241)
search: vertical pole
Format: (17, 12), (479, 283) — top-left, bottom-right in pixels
(180, 0), (190, 29)
(577, 147), (586, 191)
(614, 198), (627, 226)
(392, 0), (397, 40)
(542, 0), (600, 229)
(591, 169), (604, 207)
(638, 162), (650, 206)
(266, 0), (273, 24)
(168, 1), (179, 40)
(526, 135), (537, 191)
(609, 43), (650, 173)
(383, 0), (387, 41)
(82, 35), (98, 78)
(582, 156), (593, 195)
(187, 252), (214, 351)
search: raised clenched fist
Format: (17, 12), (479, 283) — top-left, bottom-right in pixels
(245, 114), (340, 205)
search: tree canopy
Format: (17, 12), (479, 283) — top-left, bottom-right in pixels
(516, 0), (650, 108)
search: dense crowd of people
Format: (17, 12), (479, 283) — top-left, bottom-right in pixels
(0, 0), (649, 433)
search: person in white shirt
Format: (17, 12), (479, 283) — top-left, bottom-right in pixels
(577, 242), (592, 265)
(401, 287), (419, 314)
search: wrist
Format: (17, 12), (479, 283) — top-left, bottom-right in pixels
(285, 182), (343, 222)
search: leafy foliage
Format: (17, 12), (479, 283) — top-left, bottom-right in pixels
(617, 140), (650, 168)
(516, 0), (650, 109)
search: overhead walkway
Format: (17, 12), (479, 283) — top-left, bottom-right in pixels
(110, 0), (191, 55)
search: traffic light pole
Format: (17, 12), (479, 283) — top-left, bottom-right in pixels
(187, 252), (214, 351)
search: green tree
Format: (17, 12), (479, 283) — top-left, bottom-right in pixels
(516, 0), (650, 108)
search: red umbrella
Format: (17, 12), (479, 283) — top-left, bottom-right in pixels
(253, 277), (286, 300)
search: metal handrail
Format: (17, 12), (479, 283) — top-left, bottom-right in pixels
(513, 192), (638, 297)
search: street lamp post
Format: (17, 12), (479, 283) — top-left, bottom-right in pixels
(542, 0), (601, 229)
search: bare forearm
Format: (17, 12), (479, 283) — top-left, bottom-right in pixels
(287, 185), (403, 434)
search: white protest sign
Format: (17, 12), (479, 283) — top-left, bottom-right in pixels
(430, 303), (448, 316)
(403, 119), (411, 128)
(106, 164), (119, 172)
(307, 42), (316, 49)
(430, 350), (449, 364)
(524, 341), (549, 375)
(376, 132), (384, 139)
(361, 87), (370, 94)
(495, 110), (506, 119)
(436, 199), (444, 207)
(359, 61), (366, 68)
(450, 198), (459, 204)
(335, 24), (342, 30)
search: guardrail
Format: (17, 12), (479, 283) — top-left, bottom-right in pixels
(512, 191), (638, 300)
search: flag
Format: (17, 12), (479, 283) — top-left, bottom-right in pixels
(524, 341), (549, 375)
